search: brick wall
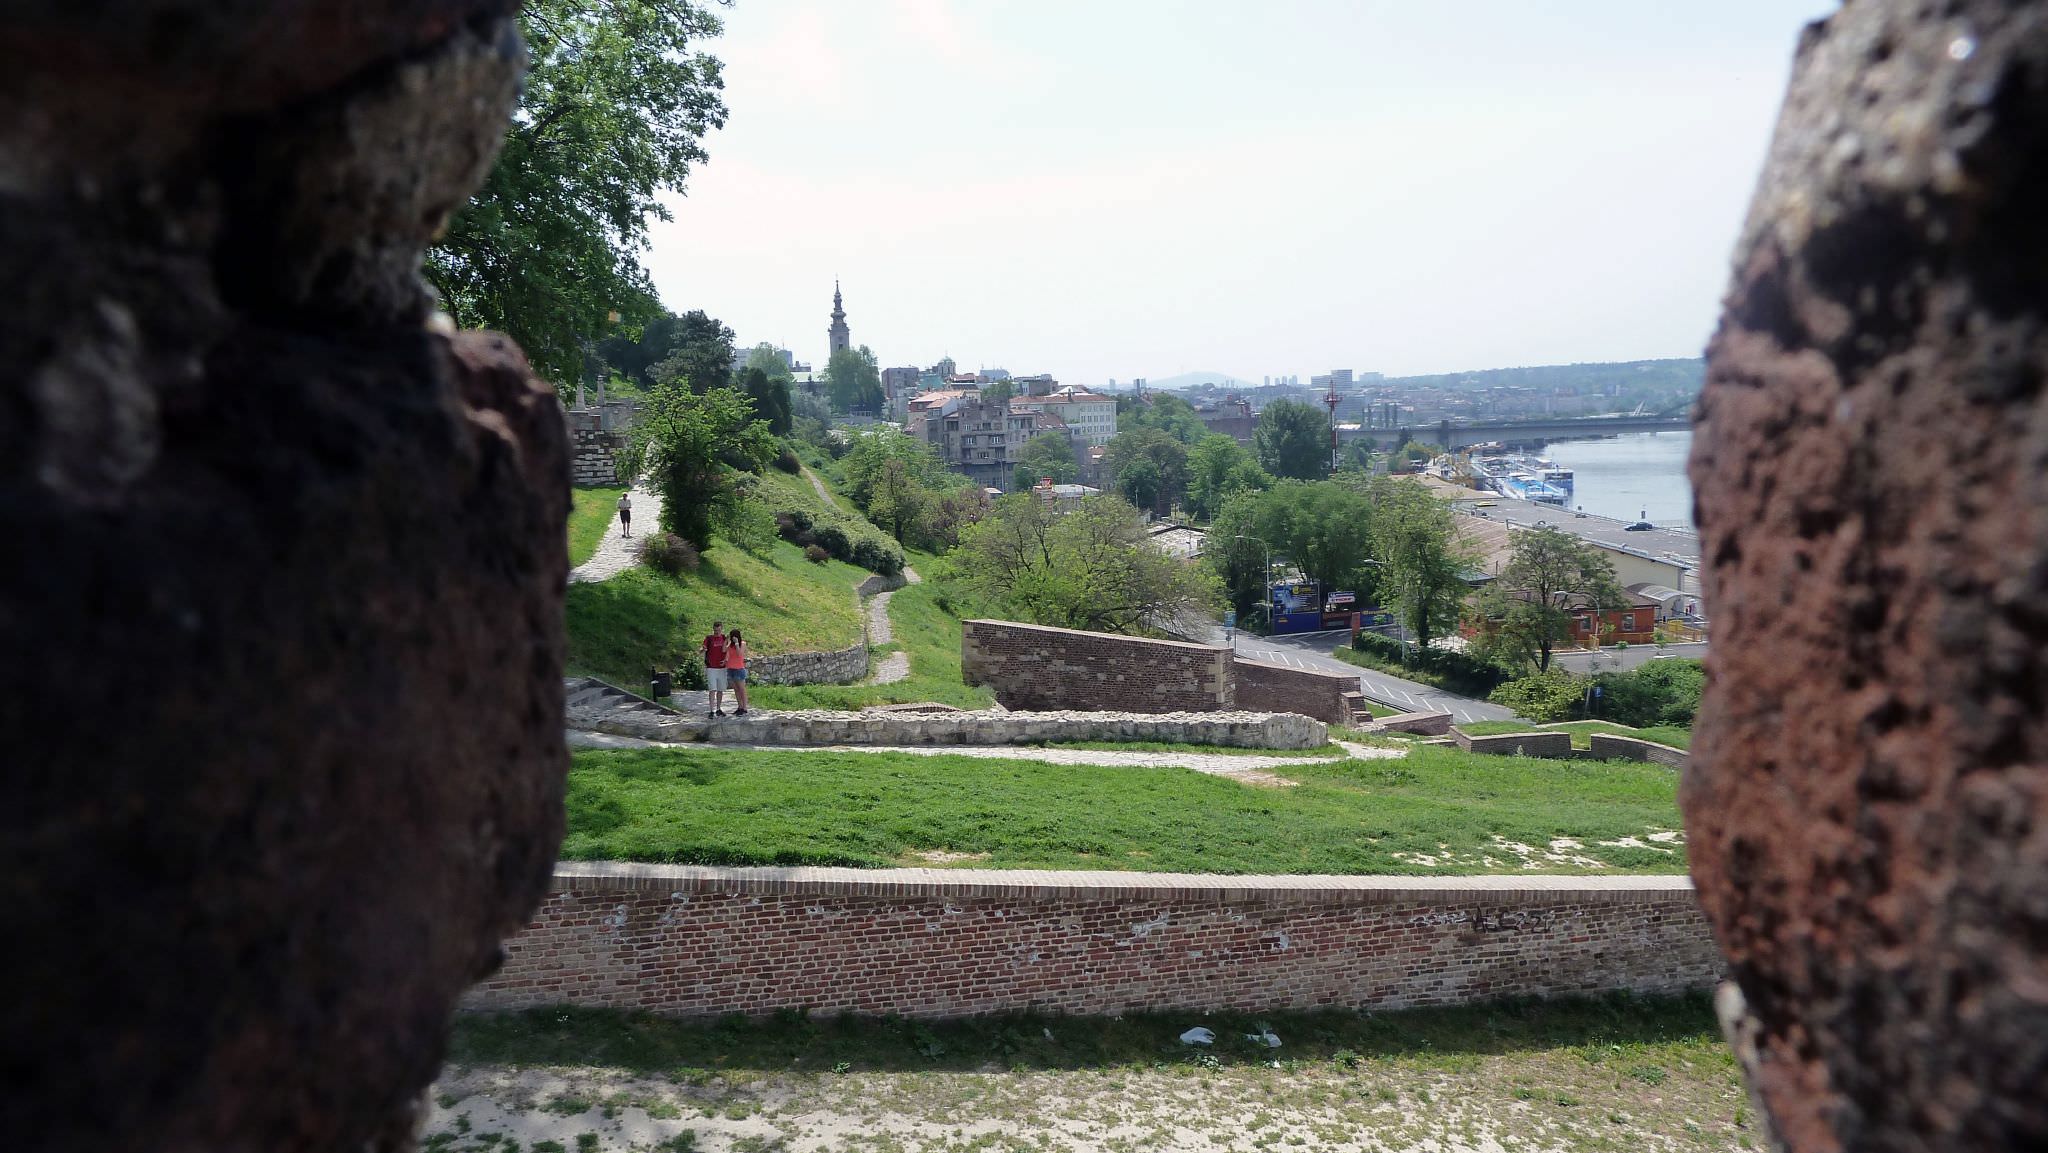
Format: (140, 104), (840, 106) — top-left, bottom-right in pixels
(464, 865), (1722, 1018)
(962, 620), (1233, 713)
(1589, 733), (1689, 768)
(1231, 658), (1358, 724)
(1453, 728), (1574, 758)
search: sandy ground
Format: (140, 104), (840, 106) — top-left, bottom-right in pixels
(425, 1045), (1754, 1153)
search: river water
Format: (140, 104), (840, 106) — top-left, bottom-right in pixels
(1541, 431), (1695, 529)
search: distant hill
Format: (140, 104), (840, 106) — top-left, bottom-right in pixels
(1376, 358), (1703, 394)
(1137, 371), (1261, 392)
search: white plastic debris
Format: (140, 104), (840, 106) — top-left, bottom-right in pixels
(1179, 1026), (1217, 1045)
(1246, 1026), (1283, 1049)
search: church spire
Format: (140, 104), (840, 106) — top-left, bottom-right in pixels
(827, 278), (850, 356)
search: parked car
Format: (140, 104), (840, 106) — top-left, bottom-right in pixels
(1624, 520), (1655, 531)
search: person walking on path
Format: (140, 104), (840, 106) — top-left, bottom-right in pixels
(616, 491), (633, 538)
(725, 628), (750, 715)
(701, 622), (729, 717)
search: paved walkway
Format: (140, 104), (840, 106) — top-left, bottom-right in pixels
(563, 731), (1401, 787)
(801, 464), (849, 513)
(568, 484), (663, 584)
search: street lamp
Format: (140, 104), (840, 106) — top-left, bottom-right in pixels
(1230, 533), (1273, 644)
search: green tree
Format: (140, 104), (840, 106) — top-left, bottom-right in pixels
(1470, 526), (1628, 672)
(621, 384), (776, 551)
(982, 380), (1017, 406)
(1116, 393), (1208, 444)
(736, 366), (792, 436)
(956, 495), (1220, 636)
(646, 310), (736, 393)
(1205, 492), (1274, 618)
(742, 343), (795, 386)
(1253, 481), (1379, 607)
(1105, 428), (1189, 518)
(840, 427), (950, 512)
(826, 345), (884, 415)
(1363, 477), (1474, 651)
(426, 0), (728, 388)
(595, 309), (680, 387)
(1254, 398), (1332, 480)
(1012, 431), (1078, 492)
(867, 458), (928, 544)
(1185, 434), (1271, 521)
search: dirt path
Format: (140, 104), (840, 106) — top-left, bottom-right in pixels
(427, 1049), (1749, 1153)
(566, 732), (1394, 786)
(801, 464), (849, 513)
(861, 565), (921, 686)
(569, 484), (663, 584)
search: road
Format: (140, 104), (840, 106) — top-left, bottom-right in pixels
(1229, 630), (1518, 724)
(1548, 641), (1708, 673)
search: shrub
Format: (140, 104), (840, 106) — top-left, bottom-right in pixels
(811, 524), (852, 561)
(773, 446), (802, 474)
(774, 509), (814, 544)
(804, 544), (830, 564)
(1350, 631), (1509, 697)
(639, 533), (700, 576)
(1592, 659), (1703, 727)
(850, 537), (904, 576)
(1489, 669), (1584, 722)
(719, 499), (780, 556)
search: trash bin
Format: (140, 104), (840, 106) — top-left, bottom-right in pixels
(649, 668), (673, 699)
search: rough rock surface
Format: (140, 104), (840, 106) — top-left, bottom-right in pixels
(1, 4), (568, 1152)
(1686, 3), (2048, 1149)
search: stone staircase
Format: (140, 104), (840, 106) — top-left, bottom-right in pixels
(564, 676), (689, 732)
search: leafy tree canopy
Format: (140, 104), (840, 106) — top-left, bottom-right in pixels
(743, 343), (795, 385)
(1116, 393), (1208, 445)
(427, 0), (728, 389)
(736, 366), (792, 436)
(1470, 525), (1628, 672)
(645, 310), (736, 393)
(620, 384), (775, 551)
(826, 345), (885, 415)
(1185, 434), (1271, 521)
(1254, 398), (1332, 480)
(1012, 431), (1079, 492)
(956, 495), (1220, 637)
(1104, 427), (1189, 518)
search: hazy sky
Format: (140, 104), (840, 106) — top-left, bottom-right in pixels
(644, 1), (1838, 386)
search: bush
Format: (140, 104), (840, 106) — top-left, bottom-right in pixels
(850, 536), (904, 577)
(1488, 670), (1584, 722)
(773, 446), (802, 474)
(639, 533), (700, 576)
(719, 499), (780, 556)
(774, 509), (815, 545)
(1349, 631), (1509, 697)
(804, 544), (830, 564)
(811, 524), (852, 561)
(1592, 659), (1703, 727)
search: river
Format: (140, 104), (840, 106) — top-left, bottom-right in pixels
(1541, 431), (1695, 529)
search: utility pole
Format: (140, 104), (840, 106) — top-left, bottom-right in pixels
(1324, 387), (1341, 473)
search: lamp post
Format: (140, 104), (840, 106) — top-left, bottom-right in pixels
(1232, 533), (1273, 645)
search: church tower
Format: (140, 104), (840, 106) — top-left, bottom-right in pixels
(827, 279), (850, 357)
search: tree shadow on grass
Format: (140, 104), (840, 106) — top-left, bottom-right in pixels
(451, 991), (1719, 1076)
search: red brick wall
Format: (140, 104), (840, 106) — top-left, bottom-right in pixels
(961, 620), (1233, 713)
(1231, 658), (1358, 724)
(464, 865), (1722, 1018)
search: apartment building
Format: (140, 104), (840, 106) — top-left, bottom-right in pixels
(1010, 385), (1116, 447)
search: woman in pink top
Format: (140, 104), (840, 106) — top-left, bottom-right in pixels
(725, 628), (750, 715)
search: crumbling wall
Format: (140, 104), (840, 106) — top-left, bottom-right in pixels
(1687, 2), (2048, 1149)
(1, 4), (568, 1151)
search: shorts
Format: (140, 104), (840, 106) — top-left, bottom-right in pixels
(705, 667), (729, 691)
(727, 667), (747, 683)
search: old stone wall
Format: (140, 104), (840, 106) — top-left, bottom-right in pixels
(464, 866), (1721, 1019)
(1231, 657), (1358, 724)
(1372, 711), (1454, 736)
(1588, 734), (1688, 769)
(1453, 729), (1573, 759)
(568, 419), (624, 487)
(571, 703), (1327, 749)
(747, 642), (867, 686)
(962, 620), (1234, 713)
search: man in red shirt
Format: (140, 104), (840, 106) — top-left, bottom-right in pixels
(702, 622), (729, 717)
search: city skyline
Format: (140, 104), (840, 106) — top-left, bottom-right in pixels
(644, 1), (1838, 385)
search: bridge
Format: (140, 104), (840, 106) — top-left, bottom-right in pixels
(1370, 414), (1692, 450)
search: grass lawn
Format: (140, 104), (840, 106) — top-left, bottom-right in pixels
(749, 575), (995, 711)
(1328, 643), (1499, 698)
(1461, 719), (1693, 751)
(565, 541), (869, 689)
(435, 995), (1757, 1152)
(561, 742), (1686, 874)
(567, 486), (627, 568)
